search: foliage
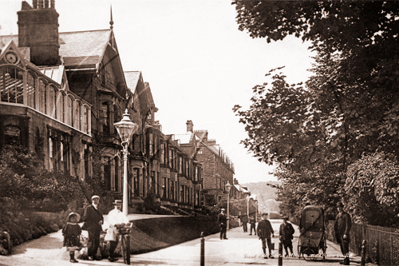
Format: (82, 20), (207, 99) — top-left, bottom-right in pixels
(233, 1), (399, 54)
(0, 197), (65, 248)
(345, 151), (399, 226)
(0, 145), (103, 213)
(233, 1), (399, 226)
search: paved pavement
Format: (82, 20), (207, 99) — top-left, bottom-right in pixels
(0, 217), (374, 266)
(132, 219), (370, 266)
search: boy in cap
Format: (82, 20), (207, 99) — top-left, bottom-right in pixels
(257, 213), (274, 259)
(82, 195), (104, 260)
(105, 199), (129, 262)
(279, 216), (295, 257)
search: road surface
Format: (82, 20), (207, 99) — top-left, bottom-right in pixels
(0, 217), (373, 266)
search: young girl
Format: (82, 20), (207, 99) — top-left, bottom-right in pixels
(62, 212), (82, 263)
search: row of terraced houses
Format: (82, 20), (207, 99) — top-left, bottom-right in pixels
(0, 0), (252, 214)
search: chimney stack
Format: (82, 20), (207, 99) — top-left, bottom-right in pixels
(18, 0), (60, 65)
(186, 120), (194, 133)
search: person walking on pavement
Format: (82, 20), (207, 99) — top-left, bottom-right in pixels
(279, 216), (295, 257)
(257, 213), (274, 259)
(240, 213), (248, 233)
(217, 208), (228, 240)
(334, 202), (351, 265)
(105, 200), (129, 262)
(249, 215), (256, 235)
(62, 212), (82, 263)
(82, 195), (104, 260)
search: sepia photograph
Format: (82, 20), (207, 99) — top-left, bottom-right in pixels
(0, 0), (396, 265)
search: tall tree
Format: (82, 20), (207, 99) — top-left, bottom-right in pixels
(233, 1), (399, 223)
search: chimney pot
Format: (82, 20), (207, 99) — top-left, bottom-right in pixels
(186, 120), (194, 133)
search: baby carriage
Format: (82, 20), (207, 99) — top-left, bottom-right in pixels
(297, 205), (327, 260)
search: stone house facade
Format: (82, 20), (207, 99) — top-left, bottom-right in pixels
(177, 120), (236, 207)
(0, 0), (202, 212)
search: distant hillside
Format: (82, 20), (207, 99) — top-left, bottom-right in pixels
(241, 181), (282, 213)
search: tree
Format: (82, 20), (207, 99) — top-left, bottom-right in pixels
(233, 1), (399, 224)
(345, 151), (399, 226)
(234, 68), (343, 213)
(233, 1), (399, 54)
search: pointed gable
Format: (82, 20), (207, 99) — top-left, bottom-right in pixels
(0, 40), (27, 70)
(59, 29), (112, 69)
(125, 71), (157, 118)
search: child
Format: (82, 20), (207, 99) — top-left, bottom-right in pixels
(62, 212), (82, 263)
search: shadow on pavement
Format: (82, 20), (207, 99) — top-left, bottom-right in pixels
(133, 260), (171, 265)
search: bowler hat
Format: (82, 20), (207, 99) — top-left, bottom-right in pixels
(282, 216), (288, 220)
(262, 213), (268, 216)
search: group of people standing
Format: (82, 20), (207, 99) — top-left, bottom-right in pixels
(62, 195), (129, 263)
(218, 201), (352, 264)
(222, 211), (295, 259)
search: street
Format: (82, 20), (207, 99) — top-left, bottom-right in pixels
(132, 220), (367, 266)
(0, 218), (373, 266)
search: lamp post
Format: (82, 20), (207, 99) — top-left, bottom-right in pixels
(114, 109), (139, 217)
(225, 181), (232, 230)
(246, 195), (250, 222)
(255, 200), (258, 222)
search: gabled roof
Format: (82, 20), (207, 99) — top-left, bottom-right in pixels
(59, 29), (112, 68)
(59, 29), (111, 58)
(124, 71), (141, 91)
(0, 29), (112, 69)
(125, 71), (157, 118)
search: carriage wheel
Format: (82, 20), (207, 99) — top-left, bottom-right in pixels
(301, 247), (314, 261)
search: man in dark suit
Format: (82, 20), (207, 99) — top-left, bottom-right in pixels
(334, 202), (351, 265)
(257, 213), (274, 259)
(249, 215), (256, 235)
(217, 208), (228, 240)
(240, 213), (248, 233)
(82, 195), (104, 260)
(279, 216), (295, 257)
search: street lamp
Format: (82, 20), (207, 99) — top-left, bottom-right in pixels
(225, 181), (232, 230)
(114, 109), (139, 217)
(255, 200), (258, 222)
(246, 195), (250, 223)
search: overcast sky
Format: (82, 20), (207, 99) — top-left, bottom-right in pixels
(1, 0), (314, 184)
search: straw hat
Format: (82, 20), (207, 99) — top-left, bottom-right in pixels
(67, 212), (81, 222)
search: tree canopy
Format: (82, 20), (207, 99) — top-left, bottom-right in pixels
(233, 1), (399, 225)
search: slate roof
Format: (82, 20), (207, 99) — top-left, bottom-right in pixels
(0, 29), (112, 69)
(124, 71), (141, 91)
(59, 29), (111, 68)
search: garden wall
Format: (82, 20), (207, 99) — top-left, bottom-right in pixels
(131, 216), (239, 254)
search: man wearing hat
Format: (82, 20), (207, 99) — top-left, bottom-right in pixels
(82, 195), (104, 260)
(257, 213), (274, 259)
(334, 202), (351, 265)
(279, 216), (295, 257)
(217, 208), (228, 240)
(105, 200), (129, 262)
